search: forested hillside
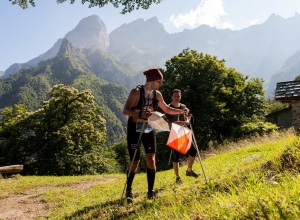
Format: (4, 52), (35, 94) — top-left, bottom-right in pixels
(0, 39), (131, 145)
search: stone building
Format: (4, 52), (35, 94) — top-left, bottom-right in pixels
(275, 80), (300, 133)
(265, 105), (292, 129)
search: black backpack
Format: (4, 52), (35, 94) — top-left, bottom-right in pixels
(136, 85), (159, 111)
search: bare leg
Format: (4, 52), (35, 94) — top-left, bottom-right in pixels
(187, 155), (196, 171)
(173, 162), (180, 177)
(186, 156), (199, 177)
(129, 160), (140, 172)
(145, 153), (156, 170)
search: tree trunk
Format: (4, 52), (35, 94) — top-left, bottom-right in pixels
(0, 165), (24, 179)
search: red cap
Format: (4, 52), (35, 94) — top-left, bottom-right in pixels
(143, 68), (163, 82)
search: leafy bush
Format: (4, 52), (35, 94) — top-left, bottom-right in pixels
(231, 121), (278, 139)
(279, 146), (300, 172)
(111, 141), (129, 173)
(266, 99), (289, 115)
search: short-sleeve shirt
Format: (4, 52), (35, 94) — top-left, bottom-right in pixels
(165, 103), (185, 123)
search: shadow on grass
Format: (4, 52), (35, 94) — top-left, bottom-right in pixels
(64, 195), (141, 219)
(64, 187), (167, 219)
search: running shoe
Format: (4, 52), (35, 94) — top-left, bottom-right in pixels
(186, 170), (199, 178)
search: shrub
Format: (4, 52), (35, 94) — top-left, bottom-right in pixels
(231, 121), (278, 139)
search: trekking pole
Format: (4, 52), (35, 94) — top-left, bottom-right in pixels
(120, 120), (146, 202)
(189, 121), (208, 184)
(168, 150), (172, 165)
(167, 121), (173, 165)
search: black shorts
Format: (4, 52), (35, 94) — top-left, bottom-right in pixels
(171, 144), (197, 163)
(127, 118), (156, 161)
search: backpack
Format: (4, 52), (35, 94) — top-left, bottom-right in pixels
(136, 85), (159, 111)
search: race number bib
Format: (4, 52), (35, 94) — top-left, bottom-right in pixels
(136, 119), (153, 133)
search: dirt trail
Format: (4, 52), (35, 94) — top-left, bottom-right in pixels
(0, 177), (115, 220)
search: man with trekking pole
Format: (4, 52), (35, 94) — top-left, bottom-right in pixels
(165, 89), (200, 184)
(122, 68), (188, 203)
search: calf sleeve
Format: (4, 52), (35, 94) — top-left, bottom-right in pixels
(126, 171), (136, 191)
(147, 168), (156, 192)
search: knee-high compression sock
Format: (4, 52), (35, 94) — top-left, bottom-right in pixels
(126, 172), (136, 191)
(147, 168), (156, 192)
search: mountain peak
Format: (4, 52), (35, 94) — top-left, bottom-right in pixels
(146, 16), (159, 23)
(265, 13), (284, 24)
(65, 15), (109, 50)
(57, 38), (74, 56)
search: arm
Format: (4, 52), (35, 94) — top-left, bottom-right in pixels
(175, 112), (191, 126)
(156, 91), (189, 115)
(123, 88), (140, 117)
(174, 104), (190, 126)
(123, 87), (152, 119)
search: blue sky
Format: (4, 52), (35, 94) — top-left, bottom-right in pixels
(1, 0), (300, 71)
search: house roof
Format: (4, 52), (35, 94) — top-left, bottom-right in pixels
(275, 80), (300, 102)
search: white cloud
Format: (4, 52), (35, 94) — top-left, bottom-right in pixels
(169, 0), (233, 30)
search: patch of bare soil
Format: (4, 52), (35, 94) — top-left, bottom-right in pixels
(0, 176), (115, 220)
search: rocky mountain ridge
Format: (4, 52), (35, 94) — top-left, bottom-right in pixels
(2, 15), (110, 78)
(3, 13), (300, 98)
(266, 49), (300, 96)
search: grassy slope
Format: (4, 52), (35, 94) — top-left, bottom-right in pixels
(1, 129), (300, 219)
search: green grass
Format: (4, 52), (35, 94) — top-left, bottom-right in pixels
(1, 129), (300, 219)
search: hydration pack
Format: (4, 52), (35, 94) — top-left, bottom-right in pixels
(136, 85), (158, 111)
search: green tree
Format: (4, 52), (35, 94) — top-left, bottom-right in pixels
(0, 84), (114, 175)
(0, 104), (27, 129)
(10, 0), (161, 13)
(266, 98), (289, 115)
(295, 75), (300, 81)
(160, 48), (268, 148)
